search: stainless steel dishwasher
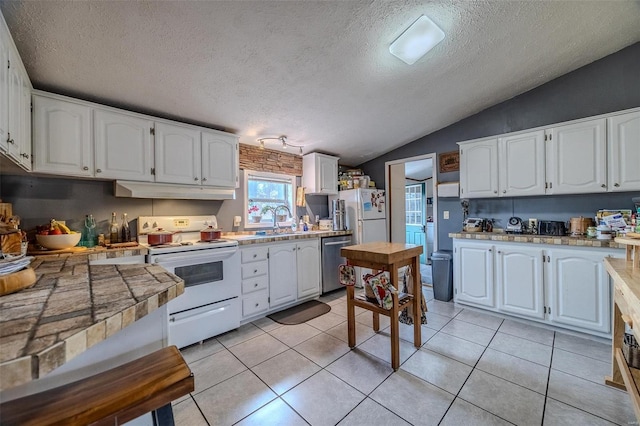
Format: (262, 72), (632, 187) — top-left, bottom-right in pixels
(321, 235), (353, 294)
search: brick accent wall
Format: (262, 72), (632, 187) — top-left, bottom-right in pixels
(239, 144), (302, 176)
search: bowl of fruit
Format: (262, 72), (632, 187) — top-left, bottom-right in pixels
(36, 220), (81, 250)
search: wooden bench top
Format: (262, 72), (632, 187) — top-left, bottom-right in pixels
(0, 345), (193, 426)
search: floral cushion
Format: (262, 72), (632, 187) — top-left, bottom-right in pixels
(365, 271), (396, 310)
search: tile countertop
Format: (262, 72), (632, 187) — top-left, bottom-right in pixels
(449, 231), (624, 249)
(0, 254), (184, 391)
(224, 230), (353, 245)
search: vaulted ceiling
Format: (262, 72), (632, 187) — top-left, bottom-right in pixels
(2, 1), (639, 165)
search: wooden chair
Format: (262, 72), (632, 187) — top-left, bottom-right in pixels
(0, 345), (194, 426)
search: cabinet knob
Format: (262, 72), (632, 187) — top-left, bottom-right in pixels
(254, 269), (257, 274)
(255, 303), (259, 307)
(498, 251), (501, 254)
(488, 249), (492, 252)
(502, 190), (506, 194)
(614, 183), (620, 187)
(96, 168), (102, 173)
(194, 177), (199, 181)
(254, 283), (258, 287)
(601, 184), (606, 188)
(493, 191), (497, 194)
(20, 153), (29, 158)
(202, 177), (207, 182)
(83, 166), (89, 171)
(253, 254), (257, 258)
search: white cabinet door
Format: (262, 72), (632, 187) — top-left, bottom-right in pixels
(154, 122), (201, 185)
(498, 130), (545, 197)
(496, 245), (544, 319)
(546, 248), (612, 334)
(454, 241), (495, 308)
(297, 240), (320, 299)
(18, 75), (31, 170)
(608, 111), (640, 192)
(6, 52), (21, 161)
(269, 243), (297, 308)
(302, 153), (339, 194)
(94, 109), (153, 181)
(201, 131), (238, 187)
(0, 35), (8, 153)
(459, 138), (498, 198)
(546, 119), (607, 194)
(33, 95), (92, 176)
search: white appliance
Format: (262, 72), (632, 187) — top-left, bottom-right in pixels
(338, 188), (387, 286)
(138, 215), (240, 349)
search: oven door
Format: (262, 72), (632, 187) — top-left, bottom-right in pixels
(150, 247), (241, 314)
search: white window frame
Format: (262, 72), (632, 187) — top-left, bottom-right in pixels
(405, 184), (422, 225)
(244, 169), (296, 229)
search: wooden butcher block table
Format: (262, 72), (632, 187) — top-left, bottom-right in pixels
(341, 242), (423, 370)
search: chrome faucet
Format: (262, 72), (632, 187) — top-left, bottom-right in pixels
(265, 205), (292, 233)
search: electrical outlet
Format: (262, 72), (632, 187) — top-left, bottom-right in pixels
(529, 218), (538, 230)
(443, 211), (450, 219)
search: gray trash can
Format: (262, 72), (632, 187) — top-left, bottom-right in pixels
(431, 250), (453, 302)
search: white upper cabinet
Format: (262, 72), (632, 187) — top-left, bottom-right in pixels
(608, 111), (640, 192)
(459, 138), (498, 198)
(498, 130), (545, 197)
(154, 122), (201, 185)
(303, 153), (339, 194)
(201, 130), (238, 187)
(94, 109), (153, 181)
(18, 74), (31, 170)
(546, 118), (607, 194)
(0, 32), (8, 153)
(33, 95), (92, 177)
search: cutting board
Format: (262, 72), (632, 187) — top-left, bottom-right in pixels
(27, 246), (92, 255)
(0, 267), (36, 296)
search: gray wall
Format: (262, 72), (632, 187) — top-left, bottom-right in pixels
(359, 42), (640, 251)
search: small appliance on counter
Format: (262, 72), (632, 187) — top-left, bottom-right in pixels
(463, 218), (484, 232)
(537, 220), (566, 236)
(568, 217), (594, 236)
(332, 199), (347, 231)
(505, 217), (525, 234)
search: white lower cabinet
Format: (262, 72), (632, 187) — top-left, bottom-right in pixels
(546, 247), (612, 334)
(240, 239), (321, 320)
(454, 240), (619, 337)
(454, 241), (495, 308)
(496, 245), (544, 319)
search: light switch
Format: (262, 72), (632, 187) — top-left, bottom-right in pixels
(443, 211), (449, 219)
(233, 215), (242, 227)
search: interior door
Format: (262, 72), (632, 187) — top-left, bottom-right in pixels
(405, 183), (426, 264)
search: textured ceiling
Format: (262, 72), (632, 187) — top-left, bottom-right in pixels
(2, 1), (639, 166)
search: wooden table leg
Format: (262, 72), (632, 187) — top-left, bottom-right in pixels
(390, 292), (400, 370)
(412, 255), (422, 347)
(347, 285), (356, 348)
(606, 300), (625, 389)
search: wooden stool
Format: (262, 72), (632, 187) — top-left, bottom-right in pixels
(0, 345), (194, 426)
(341, 242), (423, 371)
(616, 236), (640, 268)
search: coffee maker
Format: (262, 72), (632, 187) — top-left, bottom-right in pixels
(332, 199), (346, 231)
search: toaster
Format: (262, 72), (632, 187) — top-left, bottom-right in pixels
(537, 220), (566, 236)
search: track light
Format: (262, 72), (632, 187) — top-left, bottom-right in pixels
(256, 136), (304, 156)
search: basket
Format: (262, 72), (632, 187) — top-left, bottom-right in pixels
(363, 282), (378, 303)
(623, 333), (640, 369)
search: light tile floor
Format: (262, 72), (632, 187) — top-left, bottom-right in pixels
(173, 287), (634, 425)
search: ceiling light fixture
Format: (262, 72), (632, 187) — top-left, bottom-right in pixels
(389, 15), (445, 65)
(257, 136), (304, 156)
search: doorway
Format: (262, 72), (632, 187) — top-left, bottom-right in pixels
(385, 153), (437, 285)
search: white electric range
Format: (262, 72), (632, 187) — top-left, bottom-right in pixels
(138, 215), (240, 349)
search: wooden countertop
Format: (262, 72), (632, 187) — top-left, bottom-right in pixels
(340, 242), (422, 264)
(605, 257), (640, 337)
(449, 232), (624, 249)
(0, 254), (183, 390)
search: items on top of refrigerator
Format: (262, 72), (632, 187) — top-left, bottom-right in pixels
(338, 168), (372, 191)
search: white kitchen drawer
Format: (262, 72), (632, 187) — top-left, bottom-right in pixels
(243, 290), (268, 318)
(242, 261), (268, 279)
(242, 275), (268, 295)
(241, 247), (268, 263)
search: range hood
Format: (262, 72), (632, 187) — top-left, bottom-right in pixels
(114, 181), (236, 200)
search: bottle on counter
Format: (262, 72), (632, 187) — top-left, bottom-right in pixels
(109, 212), (120, 244)
(121, 213), (131, 243)
(298, 216), (304, 232)
(291, 216), (297, 232)
(83, 214), (96, 248)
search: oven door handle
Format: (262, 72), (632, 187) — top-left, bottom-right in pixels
(152, 248), (238, 265)
(170, 303), (232, 323)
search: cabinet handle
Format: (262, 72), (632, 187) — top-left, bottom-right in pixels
(202, 177), (207, 182)
(96, 168), (102, 173)
(488, 249), (492, 252)
(194, 177), (199, 181)
(7, 138), (14, 145)
(20, 153), (29, 158)
(253, 254), (257, 258)
(254, 269), (257, 273)
(601, 184), (606, 188)
(493, 191), (497, 194)
(83, 166), (89, 171)
(614, 183), (620, 187)
(255, 303), (259, 307)
(498, 251), (501, 254)
(254, 283), (258, 287)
